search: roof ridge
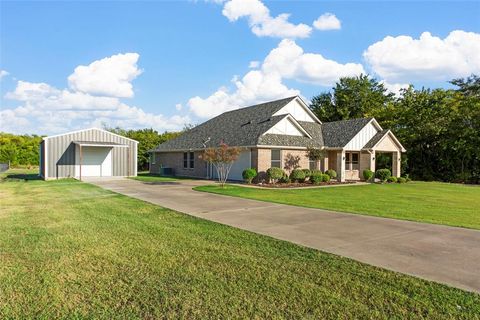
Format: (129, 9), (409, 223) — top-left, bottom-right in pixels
(322, 117), (373, 125)
(222, 96), (297, 114)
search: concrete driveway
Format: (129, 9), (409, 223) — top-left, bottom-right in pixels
(89, 178), (480, 294)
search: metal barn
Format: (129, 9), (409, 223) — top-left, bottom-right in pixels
(40, 128), (138, 180)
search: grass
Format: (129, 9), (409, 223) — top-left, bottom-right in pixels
(1, 171), (479, 318)
(194, 182), (480, 230)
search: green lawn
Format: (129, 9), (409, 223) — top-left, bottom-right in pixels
(194, 182), (480, 230)
(1, 172), (479, 318)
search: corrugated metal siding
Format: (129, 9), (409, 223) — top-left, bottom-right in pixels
(45, 128), (137, 179)
(39, 141), (45, 177)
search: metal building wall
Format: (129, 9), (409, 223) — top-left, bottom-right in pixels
(44, 128), (137, 179)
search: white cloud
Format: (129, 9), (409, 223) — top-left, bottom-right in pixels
(188, 39), (364, 118)
(380, 80), (409, 97)
(364, 30), (480, 82)
(313, 13), (341, 31)
(2, 54), (190, 135)
(68, 53), (142, 98)
(175, 103), (183, 111)
(222, 0), (312, 38)
(0, 70), (9, 80)
(248, 60), (260, 68)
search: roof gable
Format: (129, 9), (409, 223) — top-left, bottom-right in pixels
(321, 118), (373, 148)
(273, 96), (321, 123)
(43, 128), (138, 143)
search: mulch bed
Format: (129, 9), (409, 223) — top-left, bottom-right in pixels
(253, 181), (356, 188)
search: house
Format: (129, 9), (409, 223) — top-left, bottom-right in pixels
(150, 96), (405, 181)
(40, 128), (138, 180)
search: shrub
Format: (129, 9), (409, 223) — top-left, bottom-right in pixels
(242, 168), (257, 184)
(310, 171), (323, 184)
(290, 169), (306, 182)
(325, 169), (337, 179)
(405, 174), (411, 182)
(387, 176), (397, 183)
(310, 172), (330, 184)
(397, 177), (406, 183)
(302, 169), (311, 178)
(267, 167), (284, 184)
(279, 172), (291, 184)
(363, 169), (374, 182)
(375, 169), (391, 182)
(322, 173), (330, 183)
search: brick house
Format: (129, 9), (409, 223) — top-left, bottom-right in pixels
(150, 96), (405, 181)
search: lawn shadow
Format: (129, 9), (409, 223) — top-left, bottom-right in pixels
(2, 173), (42, 181)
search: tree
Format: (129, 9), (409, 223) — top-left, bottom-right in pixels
(202, 142), (241, 188)
(309, 74), (394, 122)
(283, 153), (301, 172)
(0, 133), (43, 166)
(105, 126), (181, 171)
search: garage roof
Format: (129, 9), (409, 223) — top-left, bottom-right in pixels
(72, 141), (129, 147)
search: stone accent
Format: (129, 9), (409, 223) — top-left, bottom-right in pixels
(150, 151), (208, 178)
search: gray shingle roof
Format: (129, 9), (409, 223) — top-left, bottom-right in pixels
(321, 118), (373, 148)
(153, 97), (298, 151)
(363, 129), (389, 149)
(153, 96), (377, 151)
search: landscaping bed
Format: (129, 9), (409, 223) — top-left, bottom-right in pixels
(253, 180), (355, 188)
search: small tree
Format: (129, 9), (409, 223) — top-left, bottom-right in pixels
(306, 147), (325, 170)
(284, 153), (301, 172)
(202, 142), (241, 188)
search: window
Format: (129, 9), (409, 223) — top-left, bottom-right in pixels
(271, 149), (281, 168)
(150, 153), (156, 165)
(184, 152), (195, 169)
(183, 152), (188, 168)
(189, 151), (195, 169)
(309, 159), (317, 170)
(346, 152), (359, 170)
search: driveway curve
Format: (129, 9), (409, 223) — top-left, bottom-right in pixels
(89, 178), (480, 294)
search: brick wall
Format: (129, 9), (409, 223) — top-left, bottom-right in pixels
(150, 151), (207, 178)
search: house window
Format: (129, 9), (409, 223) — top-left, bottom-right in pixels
(189, 151), (195, 169)
(271, 149), (281, 168)
(183, 152), (188, 168)
(346, 152), (359, 170)
(309, 159), (317, 170)
(150, 153), (156, 165)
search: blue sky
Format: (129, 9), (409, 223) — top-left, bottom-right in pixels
(1, 0), (479, 134)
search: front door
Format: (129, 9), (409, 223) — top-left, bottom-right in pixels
(345, 152), (360, 180)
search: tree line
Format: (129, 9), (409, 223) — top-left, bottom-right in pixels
(309, 74), (480, 183)
(0, 129), (181, 171)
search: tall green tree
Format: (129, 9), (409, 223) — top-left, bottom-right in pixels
(310, 74), (394, 122)
(105, 127), (181, 170)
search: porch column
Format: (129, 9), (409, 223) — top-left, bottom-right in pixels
(336, 150), (345, 182)
(370, 151), (376, 172)
(321, 155), (328, 172)
(392, 151), (401, 177)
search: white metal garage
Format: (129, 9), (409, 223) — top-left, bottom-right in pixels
(39, 128), (138, 180)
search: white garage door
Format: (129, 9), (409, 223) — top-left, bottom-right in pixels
(77, 147), (112, 177)
(212, 150), (251, 181)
